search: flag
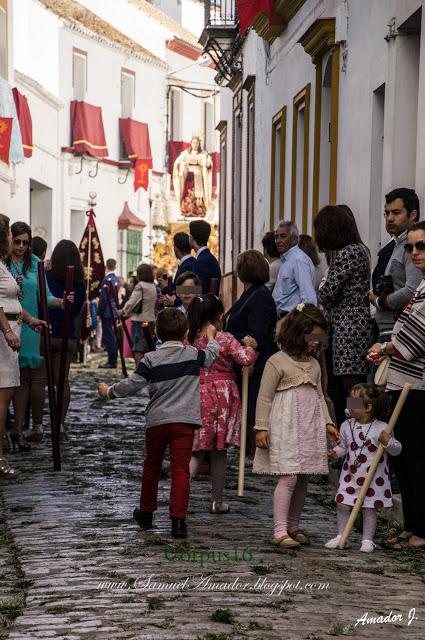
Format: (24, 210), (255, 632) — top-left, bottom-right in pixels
(79, 208), (105, 341)
(236, 0), (274, 33)
(134, 158), (153, 191)
(0, 117), (13, 165)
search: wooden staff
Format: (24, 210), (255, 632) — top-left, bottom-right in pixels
(104, 284), (127, 377)
(55, 266), (74, 442)
(142, 321), (156, 352)
(37, 261), (60, 471)
(237, 366), (250, 497)
(338, 382), (411, 549)
(209, 278), (218, 295)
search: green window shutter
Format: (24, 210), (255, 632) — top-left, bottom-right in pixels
(126, 229), (143, 274)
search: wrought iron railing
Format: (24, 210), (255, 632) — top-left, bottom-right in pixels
(204, 0), (238, 27)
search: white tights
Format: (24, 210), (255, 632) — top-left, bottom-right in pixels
(337, 503), (378, 541)
(190, 449), (227, 502)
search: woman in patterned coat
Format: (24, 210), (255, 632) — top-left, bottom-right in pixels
(315, 205), (372, 425)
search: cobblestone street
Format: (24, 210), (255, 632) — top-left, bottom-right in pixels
(0, 366), (424, 640)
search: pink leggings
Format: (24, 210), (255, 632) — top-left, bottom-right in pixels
(273, 475), (308, 538)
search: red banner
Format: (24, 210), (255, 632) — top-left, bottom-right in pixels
(0, 117), (13, 165)
(236, 0), (274, 33)
(134, 158), (153, 192)
(79, 209), (105, 341)
(119, 118), (152, 161)
(71, 101), (108, 158)
(12, 88), (33, 158)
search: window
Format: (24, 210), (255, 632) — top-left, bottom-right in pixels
(0, 0), (7, 80)
(246, 80), (255, 248)
(119, 229), (143, 277)
(73, 48), (87, 101)
(217, 121), (227, 273)
(270, 106), (286, 229)
(121, 68), (135, 118)
(170, 88), (182, 140)
(291, 84), (310, 232)
(126, 229), (143, 275)
(232, 89), (242, 270)
(203, 101), (213, 151)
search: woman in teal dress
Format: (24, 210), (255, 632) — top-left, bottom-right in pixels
(8, 222), (64, 451)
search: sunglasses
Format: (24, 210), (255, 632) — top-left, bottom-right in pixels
(404, 241), (425, 254)
(13, 239), (29, 247)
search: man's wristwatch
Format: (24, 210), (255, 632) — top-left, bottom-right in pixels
(380, 342), (387, 356)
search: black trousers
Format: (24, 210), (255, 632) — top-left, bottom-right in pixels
(390, 389), (425, 539)
(101, 317), (117, 366)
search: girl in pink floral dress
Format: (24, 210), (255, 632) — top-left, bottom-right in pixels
(188, 295), (257, 513)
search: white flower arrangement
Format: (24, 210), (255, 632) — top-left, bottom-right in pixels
(296, 303), (305, 312)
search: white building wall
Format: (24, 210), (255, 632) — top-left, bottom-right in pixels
(13, 0), (60, 96)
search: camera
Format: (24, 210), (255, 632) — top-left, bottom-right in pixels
(373, 275), (394, 297)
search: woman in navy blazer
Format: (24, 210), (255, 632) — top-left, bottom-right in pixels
(224, 250), (277, 456)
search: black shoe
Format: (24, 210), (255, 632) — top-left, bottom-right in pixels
(99, 363), (116, 369)
(171, 517), (187, 539)
(133, 508), (153, 529)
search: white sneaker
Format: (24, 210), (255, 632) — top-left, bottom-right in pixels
(360, 540), (375, 553)
(325, 535), (343, 549)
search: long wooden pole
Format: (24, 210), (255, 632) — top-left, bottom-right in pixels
(237, 366), (250, 497)
(104, 284), (127, 378)
(338, 383), (411, 549)
(37, 261), (60, 471)
(55, 266), (74, 441)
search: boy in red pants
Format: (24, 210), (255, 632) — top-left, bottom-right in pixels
(98, 307), (219, 538)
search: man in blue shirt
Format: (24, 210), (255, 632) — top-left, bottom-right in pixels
(272, 221), (317, 319)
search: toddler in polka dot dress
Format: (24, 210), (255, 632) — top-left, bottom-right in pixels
(326, 384), (401, 553)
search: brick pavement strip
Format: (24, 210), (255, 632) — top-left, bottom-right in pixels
(0, 367), (424, 640)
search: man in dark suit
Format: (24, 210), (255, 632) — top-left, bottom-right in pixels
(189, 220), (221, 294)
(97, 258), (120, 368)
(173, 232), (196, 282)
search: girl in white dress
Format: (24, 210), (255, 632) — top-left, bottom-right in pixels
(326, 384), (401, 552)
(253, 304), (340, 548)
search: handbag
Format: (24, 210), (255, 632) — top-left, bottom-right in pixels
(374, 355), (391, 386)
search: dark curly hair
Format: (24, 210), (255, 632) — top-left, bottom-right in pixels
(277, 304), (328, 357)
(0, 214), (10, 260)
(351, 384), (390, 421)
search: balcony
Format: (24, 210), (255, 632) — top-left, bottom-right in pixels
(200, 0), (244, 86)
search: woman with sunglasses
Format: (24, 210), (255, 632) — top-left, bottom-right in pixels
(368, 220), (425, 551)
(0, 214), (46, 477)
(7, 222), (67, 451)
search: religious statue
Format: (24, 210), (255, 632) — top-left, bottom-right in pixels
(172, 135), (212, 218)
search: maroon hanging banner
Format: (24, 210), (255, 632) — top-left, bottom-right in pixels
(236, 0), (274, 33)
(79, 209), (105, 341)
(71, 101), (108, 158)
(12, 88), (33, 158)
(119, 118), (152, 161)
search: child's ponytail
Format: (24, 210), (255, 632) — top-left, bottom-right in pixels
(187, 294), (224, 344)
